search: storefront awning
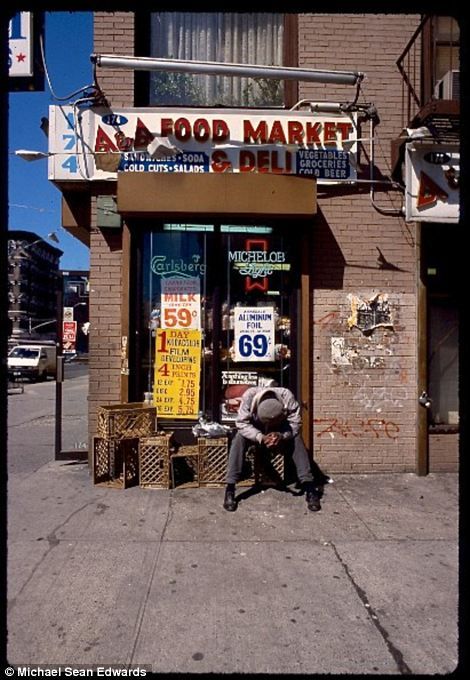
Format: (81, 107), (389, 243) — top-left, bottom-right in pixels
(117, 173), (316, 218)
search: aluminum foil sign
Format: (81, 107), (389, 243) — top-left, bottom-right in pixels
(233, 306), (275, 362)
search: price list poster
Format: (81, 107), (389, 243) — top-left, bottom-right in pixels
(154, 328), (201, 418)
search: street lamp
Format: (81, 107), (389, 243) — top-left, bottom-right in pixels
(12, 232), (60, 255)
(14, 149), (50, 161)
(29, 318), (56, 333)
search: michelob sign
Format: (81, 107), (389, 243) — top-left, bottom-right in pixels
(49, 106), (358, 184)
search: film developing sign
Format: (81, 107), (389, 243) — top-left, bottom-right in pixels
(49, 106), (358, 184)
(234, 307), (275, 362)
(161, 276), (201, 329)
(154, 329), (201, 418)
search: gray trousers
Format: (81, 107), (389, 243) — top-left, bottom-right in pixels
(225, 432), (314, 485)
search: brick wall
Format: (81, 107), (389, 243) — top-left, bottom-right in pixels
(299, 14), (421, 472)
(94, 12), (134, 107)
(89, 13), (134, 451)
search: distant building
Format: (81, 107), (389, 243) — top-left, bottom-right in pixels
(8, 230), (62, 346)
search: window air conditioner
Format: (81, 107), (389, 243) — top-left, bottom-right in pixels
(433, 69), (459, 100)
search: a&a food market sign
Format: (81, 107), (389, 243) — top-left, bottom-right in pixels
(49, 106), (358, 184)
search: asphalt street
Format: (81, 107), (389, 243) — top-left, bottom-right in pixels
(7, 362), (88, 475)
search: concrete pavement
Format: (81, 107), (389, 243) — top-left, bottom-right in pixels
(6, 459), (459, 674)
(6, 372), (460, 674)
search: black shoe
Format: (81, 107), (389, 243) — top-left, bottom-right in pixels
(306, 491), (321, 512)
(223, 486), (237, 512)
(304, 483), (321, 512)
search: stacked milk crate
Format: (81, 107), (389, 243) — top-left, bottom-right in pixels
(93, 403), (159, 488)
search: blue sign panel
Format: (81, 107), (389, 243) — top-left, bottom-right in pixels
(296, 149), (351, 180)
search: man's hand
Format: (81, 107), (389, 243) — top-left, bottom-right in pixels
(262, 432), (281, 448)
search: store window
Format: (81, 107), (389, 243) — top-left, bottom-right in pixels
(433, 16), (460, 86)
(133, 222), (300, 431)
(149, 13), (285, 107)
(428, 301), (458, 429)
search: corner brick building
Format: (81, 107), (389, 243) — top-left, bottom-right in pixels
(52, 13), (459, 475)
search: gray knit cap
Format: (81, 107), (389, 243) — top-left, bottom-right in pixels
(257, 398), (284, 425)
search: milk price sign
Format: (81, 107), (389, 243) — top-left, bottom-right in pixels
(49, 106), (358, 184)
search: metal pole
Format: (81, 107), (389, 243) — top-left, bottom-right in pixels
(55, 281), (64, 460)
(92, 54), (363, 86)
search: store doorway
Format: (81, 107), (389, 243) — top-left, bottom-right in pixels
(131, 221), (305, 441)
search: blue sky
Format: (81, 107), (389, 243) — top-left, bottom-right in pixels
(8, 11), (93, 271)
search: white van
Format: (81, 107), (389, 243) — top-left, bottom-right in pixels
(8, 344), (57, 382)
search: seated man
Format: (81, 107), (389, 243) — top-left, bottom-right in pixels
(223, 386), (321, 513)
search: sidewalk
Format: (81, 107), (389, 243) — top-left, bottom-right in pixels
(7, 460), (459, 674)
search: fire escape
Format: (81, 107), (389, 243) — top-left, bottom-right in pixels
(391, 15), (459, 182)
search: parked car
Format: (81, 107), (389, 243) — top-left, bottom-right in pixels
(7, 344), (57, 382)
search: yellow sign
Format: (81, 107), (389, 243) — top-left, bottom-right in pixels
(154, 328), (201, 418)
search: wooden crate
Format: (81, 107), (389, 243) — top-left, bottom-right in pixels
(198, 437), (228, 486)
(97, 402), (156, 439)
(139, 435), (173, 489)
(170, 445), (200, 489)
(93, 436), (139, 489)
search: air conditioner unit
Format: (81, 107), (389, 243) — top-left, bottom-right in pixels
(433, 69), (459, 100)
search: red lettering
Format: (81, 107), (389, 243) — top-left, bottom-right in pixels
(270, 150), (287, 174)
(239, 150), (256, 172)
(213, 119), (230, 142)
(257, 150), (270, 173)
(243, 120), (267, 143)
(161, 118), (173, 137)
(174, 118), (191, 141)
(324, 122), (337, 144)
(336, 122), (353, 140)
(285, 150), (292, 173)
(288, 121), (304, 144)
(211, 150), (231, 173)
(95, 126), (118, 152)
(134, 118), (154, 149)
(193, 118), (210, 143)
(306, 122), (322, 144)
(268, 121), (287, 145)
(114, 131), (133, 151)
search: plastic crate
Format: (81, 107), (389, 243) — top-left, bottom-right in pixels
(93, 436), (139, 489)
(198, 437), (229, 486)
(96, 402), (156, 439)
(139, 434), (173, 489)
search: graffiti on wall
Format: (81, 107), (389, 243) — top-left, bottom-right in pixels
(352, 386), (408, 411)
(314, 417), (400, 440)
